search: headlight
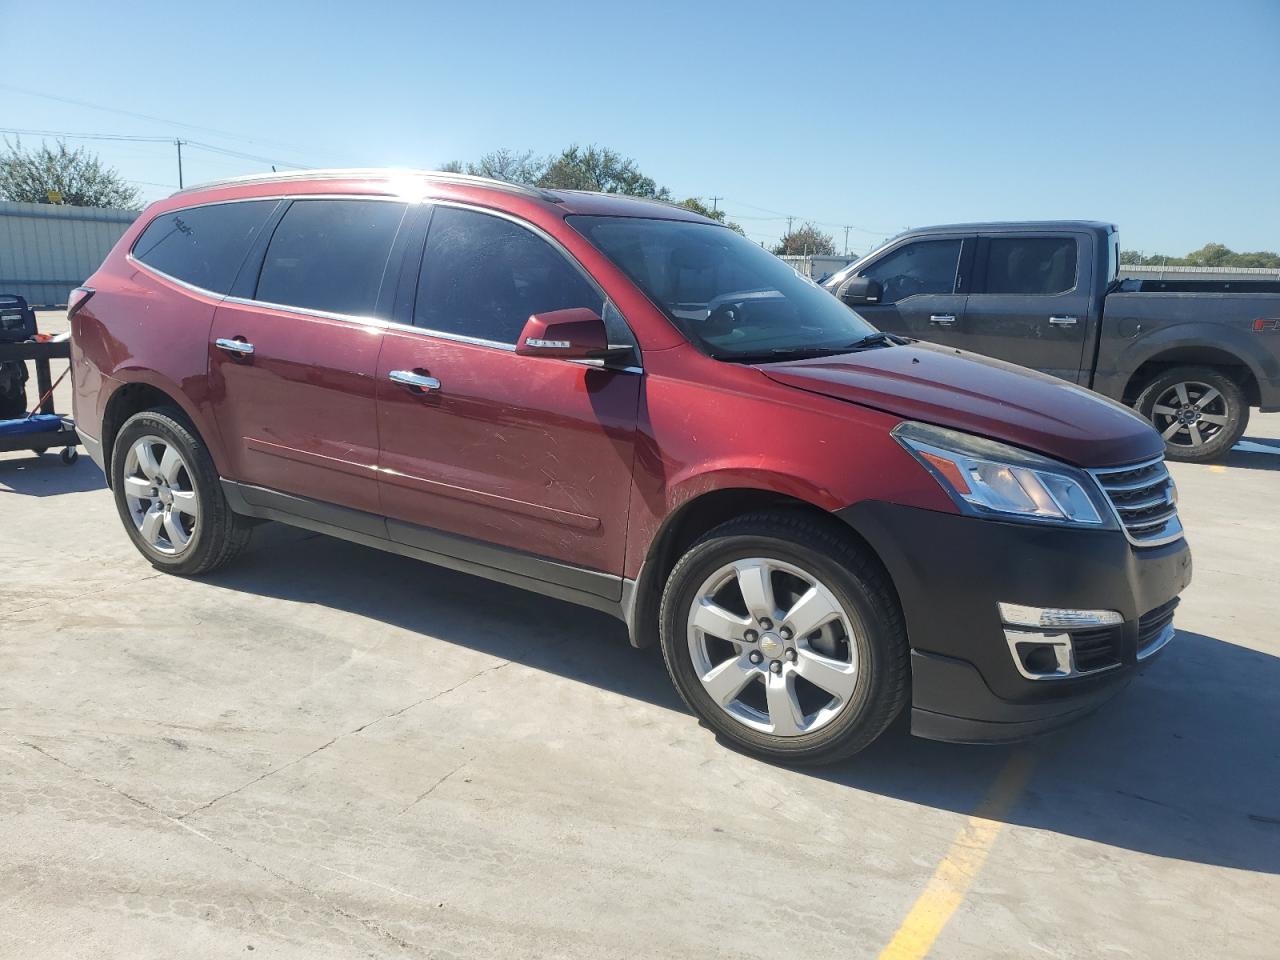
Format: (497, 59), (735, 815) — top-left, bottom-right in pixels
(893, 422), (1112, 527)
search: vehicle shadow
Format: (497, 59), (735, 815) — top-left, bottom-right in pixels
(0, 453), (105, 496)
(203, 526), (1280, 876)
(1225, 436), (1280, 471)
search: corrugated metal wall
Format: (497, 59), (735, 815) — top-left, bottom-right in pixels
(0, 201), (138, 306)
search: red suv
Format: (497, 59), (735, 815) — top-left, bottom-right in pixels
(70, 170), (1192, 763)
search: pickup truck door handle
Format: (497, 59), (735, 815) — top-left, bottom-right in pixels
(1048, 316), (1079, 327)
(389, 369), (442, 392)
(215, 337), (255, 356)
(929, 314), (957, 326)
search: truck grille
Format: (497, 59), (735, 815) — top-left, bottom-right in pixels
(1090, 456), (1183, 547)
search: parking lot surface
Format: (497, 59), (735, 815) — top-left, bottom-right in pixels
(2, 312), (1278, 958)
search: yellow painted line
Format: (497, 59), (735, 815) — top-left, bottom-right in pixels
(1209, 465), (1227, 473)
(878, 751), (1036, 960)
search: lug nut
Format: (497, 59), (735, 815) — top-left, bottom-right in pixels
(779, 627), (793, 641)
(769, 661), (782, 674)
(759, 617), (774, 630)
(749, 651), (763, 665)
(744, 629), (758, 643)
(785, 648), (797, 662)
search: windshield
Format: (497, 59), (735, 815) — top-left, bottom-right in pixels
(568, 215), (879, 361)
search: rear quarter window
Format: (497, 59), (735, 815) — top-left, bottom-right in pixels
(132, 200), (277, 294)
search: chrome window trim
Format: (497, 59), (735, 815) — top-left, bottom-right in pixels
(1089, 455), (1185, 548)
(127, 194), (644, 374)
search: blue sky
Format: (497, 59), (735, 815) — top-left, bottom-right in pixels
(2, 0), (1277, 255)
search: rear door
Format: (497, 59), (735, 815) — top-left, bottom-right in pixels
(375, 203), (641, 578)
(209, 197), (410, 515)
(962, 232), (1094, 382)
(847, 235), (972, 346)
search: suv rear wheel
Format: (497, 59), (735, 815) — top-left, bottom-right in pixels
(1135, 365), (1248, 462)
(659, 512), (908, 764)
(111, 408), (251, 575)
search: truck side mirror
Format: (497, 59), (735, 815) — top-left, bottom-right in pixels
(838, 276), (882, 306)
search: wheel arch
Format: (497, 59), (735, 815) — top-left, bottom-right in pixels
(623, 487), (902, 649)
(1121, 344), (1262, 407)
(100, 376), (219, 487)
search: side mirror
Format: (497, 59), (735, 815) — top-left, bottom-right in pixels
(516, 308), (632, 364)
(837, 276), (882, 306)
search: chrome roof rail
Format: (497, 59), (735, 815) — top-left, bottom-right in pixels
(171, 168), (564, 203)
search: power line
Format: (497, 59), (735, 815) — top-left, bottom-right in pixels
(0, 126), (314, 172)
(0, 82), (339, 159)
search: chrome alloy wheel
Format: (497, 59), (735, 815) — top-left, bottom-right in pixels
(1151, 380), (1230, 449)
(122, 435), (199, 556)
(686, 558), (859, 737)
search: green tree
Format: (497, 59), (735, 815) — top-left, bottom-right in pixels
(675, 197), (745, 235)
(537, 144), (670, 198)
(0, 138), (140, 209)
(1120, 243), (1280, 269)
(440, 148), (546, 185)
(772, 223), (836, 256)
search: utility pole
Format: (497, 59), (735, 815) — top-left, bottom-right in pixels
(786, 216), (794, 239)
(708, 196), (722, 214)
(175, 139), (185, 189)
(843, 225), (852, 256)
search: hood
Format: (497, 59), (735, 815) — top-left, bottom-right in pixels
(759, 342), (1163, 467)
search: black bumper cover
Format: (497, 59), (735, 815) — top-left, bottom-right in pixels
(838, 501), (1192, 743)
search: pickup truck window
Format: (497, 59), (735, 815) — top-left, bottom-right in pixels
(983, 237), (1077, 295)
(861, 240), (962, 304)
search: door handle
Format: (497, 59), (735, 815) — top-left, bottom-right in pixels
(929, 314), (957, 326)
(1048, 316), (1079, 327)
(389, 369), (441, 392)
(215, 337), (255, 355)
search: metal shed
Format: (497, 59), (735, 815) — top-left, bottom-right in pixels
(0, 201), (138, 307)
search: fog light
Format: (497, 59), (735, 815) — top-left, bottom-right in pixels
(998, 603), (1123, 630)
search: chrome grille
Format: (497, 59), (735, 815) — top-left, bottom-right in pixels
(1091, 456), (1183, 547)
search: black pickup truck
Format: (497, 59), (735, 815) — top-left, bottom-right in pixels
(823, 221), (1280, 461)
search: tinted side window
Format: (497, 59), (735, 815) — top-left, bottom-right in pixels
(133, 201), (276, 293)
(416, 206), (603, 344)
(256, 199), (407, 316)
(984, 237), (1078, 295)
(861, 239), (961, 304)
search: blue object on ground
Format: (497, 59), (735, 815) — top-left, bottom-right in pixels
(0, 413), (65, 436)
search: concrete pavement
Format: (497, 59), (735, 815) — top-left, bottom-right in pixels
(1, 311), (1277, 958)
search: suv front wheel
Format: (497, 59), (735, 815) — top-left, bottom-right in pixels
(659, 512), (909, 764)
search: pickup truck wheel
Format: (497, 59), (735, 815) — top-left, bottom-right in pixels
(1136, 366), (1248, 463)
(658, 512), (908, 765)
(111, 407), (252, 575)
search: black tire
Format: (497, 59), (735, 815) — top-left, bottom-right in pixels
(0, 381), (26, 419)
(1135, 365), (1248, 463)
(658, 511), (908, 765)
(110, 407), (251, 575)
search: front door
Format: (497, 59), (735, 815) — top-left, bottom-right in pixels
(849, 236), (970, 348)
(961, 233), (1094, 382)
(208, 197), (410, 514)
(376, 204), (641, 576)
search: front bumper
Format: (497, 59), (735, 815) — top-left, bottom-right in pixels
(838, 501), (1192, 743)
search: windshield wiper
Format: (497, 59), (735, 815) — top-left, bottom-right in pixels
(845, 331), (905, 350)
